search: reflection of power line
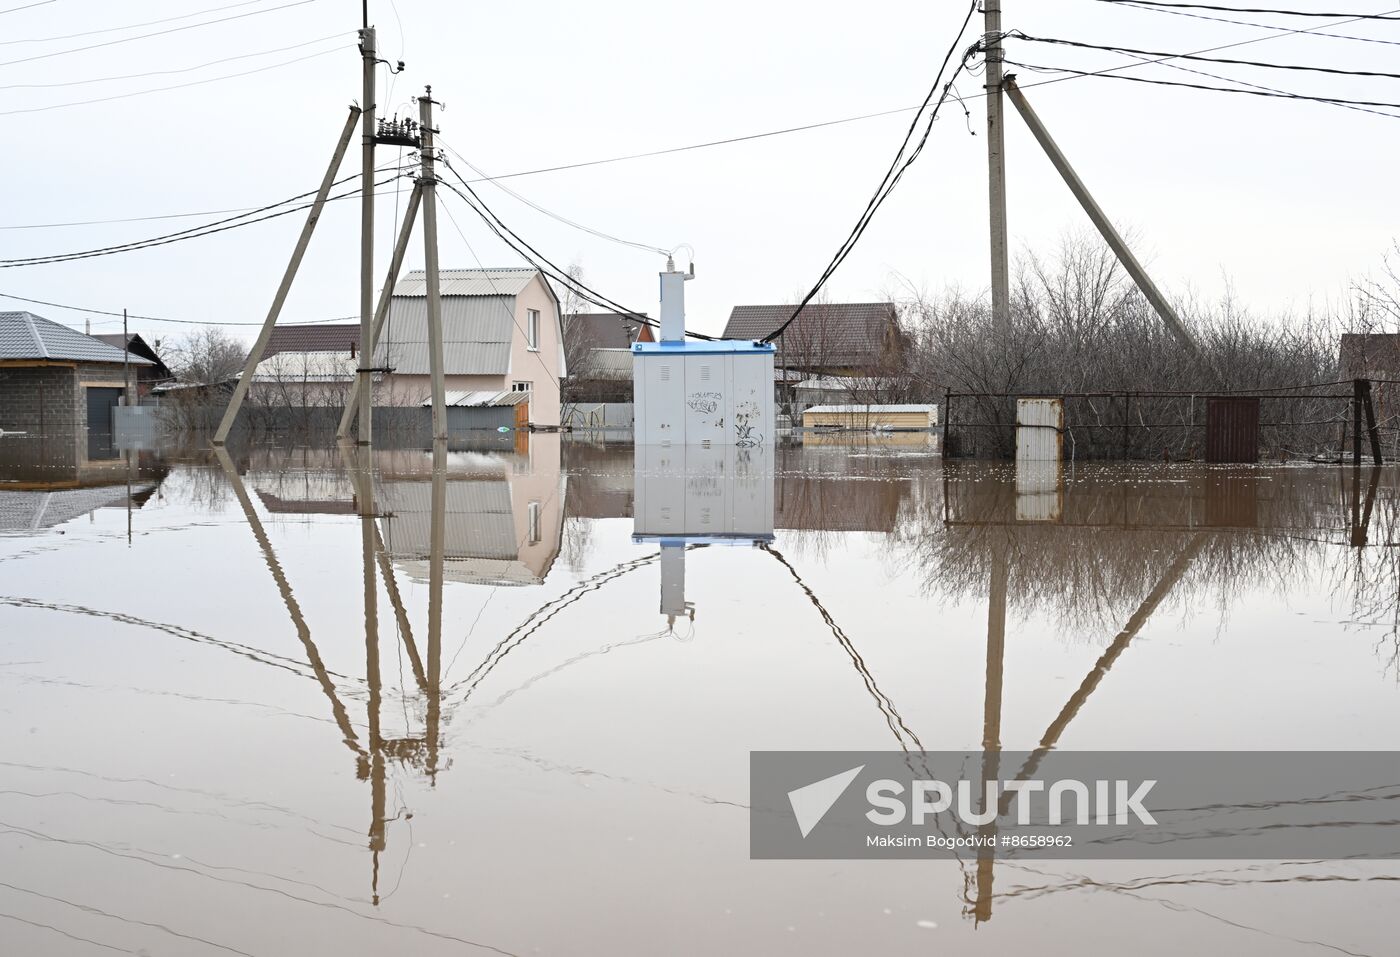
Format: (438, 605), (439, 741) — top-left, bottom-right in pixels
(760, 543), (927, 754)
(451, 549), (681, 699)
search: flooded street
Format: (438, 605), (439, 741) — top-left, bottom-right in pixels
(2, 435), (1398, 956)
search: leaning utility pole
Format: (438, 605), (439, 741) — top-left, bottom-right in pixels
(418, 86), (448, 440)
(356, 21), (378, 444)
(1004, 78), (1204, 361)
(984, 0), (1011, 335)
(213, 109), (360, 445)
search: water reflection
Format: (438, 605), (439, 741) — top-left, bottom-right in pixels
(1, 437), (1399, 954)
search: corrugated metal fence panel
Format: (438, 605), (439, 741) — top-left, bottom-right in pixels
(1015, 398), (1064, 462)
(1205, 397), (1260, 463)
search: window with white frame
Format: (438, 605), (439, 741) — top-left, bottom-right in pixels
(527, 501), (541, 545)
(526, 308), (540, 351)
(512, 381), (532, 392)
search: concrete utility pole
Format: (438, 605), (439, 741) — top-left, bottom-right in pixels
(214, 108), (360, 445)
(418, 87), (448, 440)
(1004, 78), (1204, 362)
(357, 25), (378, 444)
(984, 0), (1011, 335)
(122, 308), (131, 409)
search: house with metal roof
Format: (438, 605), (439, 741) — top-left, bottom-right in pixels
(92, 333), (173, 396)
(0, 311), (152, 443)
(373, 267), (567, 427)
(260, 322), (362, 359)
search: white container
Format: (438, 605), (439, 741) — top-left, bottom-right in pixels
(632, 340), (775, 446)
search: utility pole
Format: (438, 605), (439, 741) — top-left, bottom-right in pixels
(984, 0), (1011, 336)
(418, 87), (448, 440)
(122, 308), (131, 409)
(357, 21), (377, 445)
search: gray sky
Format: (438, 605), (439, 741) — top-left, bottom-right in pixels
(2, 0), (1397, 347)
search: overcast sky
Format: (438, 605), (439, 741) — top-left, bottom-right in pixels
(2, 0), (1398, 347)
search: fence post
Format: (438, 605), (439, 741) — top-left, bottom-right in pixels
(1122, 392), (1131, 461)
(944, 388), (952, 458)
(1362, 379), (1383, 465)
(1353, 379), (1364, 468)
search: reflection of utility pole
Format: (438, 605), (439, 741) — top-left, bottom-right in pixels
(974, 536), (1008, 926)
(426, 439), (447, 782)
(212, 448), (365, 756)
(356, 443), (387, 905)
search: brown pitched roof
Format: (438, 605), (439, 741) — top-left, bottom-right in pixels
(1340, 333), (1400, 378)
(94, 332), (171, 377)
(565, 313), (652, 350)
(722, 302), (899, 368)
(263, 323), (361, 358)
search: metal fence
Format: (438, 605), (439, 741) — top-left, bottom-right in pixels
(942, 380), (1382, 463)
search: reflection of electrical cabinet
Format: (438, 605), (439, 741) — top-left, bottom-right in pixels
(633, 444), (776, 621)
(632, 342), (775, 446)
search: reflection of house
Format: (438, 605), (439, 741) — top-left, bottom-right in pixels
(0, 311), (152, 439)
(0, 443), (166, 534)
(375, 268), (567, 426)
(93, 333), (173, 396)
(379, 439), (564, 585)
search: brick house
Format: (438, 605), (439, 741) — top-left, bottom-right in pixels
(0, 311), (152, 438)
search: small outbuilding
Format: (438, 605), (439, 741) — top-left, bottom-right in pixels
(802, 404), (937, 431)
(1, 311), (152, 439)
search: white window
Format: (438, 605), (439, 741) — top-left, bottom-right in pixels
(526, 309), (540, 351)
(512, 381), (532, 392)
(527, 501), (541, 545)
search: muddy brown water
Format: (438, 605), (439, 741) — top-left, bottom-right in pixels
(0, 434), (1397, 955)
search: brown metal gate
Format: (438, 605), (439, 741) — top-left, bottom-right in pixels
(1205, 397), (1260, 463)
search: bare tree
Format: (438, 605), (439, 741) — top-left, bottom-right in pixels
(166, 327), (248, 386)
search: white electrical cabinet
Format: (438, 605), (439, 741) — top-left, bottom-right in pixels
(632, 340), (776, 446)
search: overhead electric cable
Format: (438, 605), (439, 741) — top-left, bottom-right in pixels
(1011, 32), (1400, 79)
(1093, 0), (1400, 19)
(438, 137), (670, 256)
(0, 172), (412, 267)
(0, 43), (347, 115)
(1096, 0), (1400, 45)
(0, 1), (55, 16)
(0, 0), (315, 68)
(1004, 57), (1400, 111)
(0, 290), (356, 327)
(0, 0), (267, 45)
(0, 30), (351, 89)
(762, 0), (979, 344)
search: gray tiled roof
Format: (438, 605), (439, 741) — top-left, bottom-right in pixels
(721, 303), (897, 368)
(0, 311), (152, 364)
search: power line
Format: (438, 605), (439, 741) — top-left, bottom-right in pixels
(0, 44), (346, 115)
(0, 170), (413, 267)
(1097, 0), (1400, 45)
(0, 290), (356, 327)
(1011, 32), (1400, 79)
(0, 30), (351, 89)
(1094, 0), (1400, 19)
(1005, 57), (1400, 111)
(762, 1), (980, 345)
(438, 137), (671, 256)
(0, 1), (55, 16)
(438, 168), (715, 339)
(436, 199), (563, 390)
(1079, 39), (1400, 118)
(0, 0), (267, 45)
(0, 0), (314, 68)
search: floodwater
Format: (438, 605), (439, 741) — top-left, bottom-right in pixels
(1, 432), (1398, 956)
